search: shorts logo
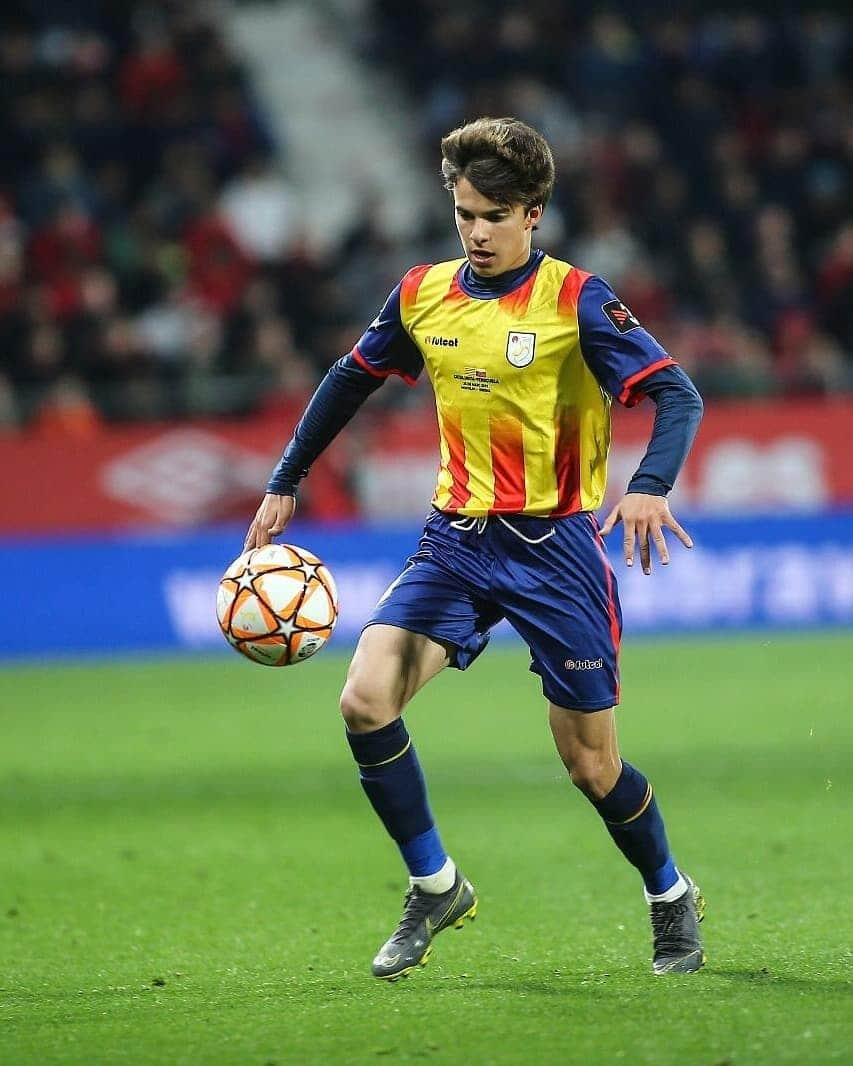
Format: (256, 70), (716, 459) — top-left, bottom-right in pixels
(506, 331), (536, 367)
(564, 657), (604, 670)
(602, 300), (640, 333)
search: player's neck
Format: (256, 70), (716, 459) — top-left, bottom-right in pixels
(459, 248), (544, 300)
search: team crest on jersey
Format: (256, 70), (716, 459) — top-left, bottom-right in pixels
(602, 299), (640, 333)
(506, 331), (536, 368)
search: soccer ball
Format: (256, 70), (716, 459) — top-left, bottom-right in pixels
(217, 543), (339, 666)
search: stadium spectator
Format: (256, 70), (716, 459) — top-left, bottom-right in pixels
(368, 3), (852, 394)
(219, 155), (301, 264)
(0, 5), (850, 428)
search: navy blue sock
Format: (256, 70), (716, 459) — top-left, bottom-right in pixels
(346, 719), (447, 877)
(591, 762), (679, 895)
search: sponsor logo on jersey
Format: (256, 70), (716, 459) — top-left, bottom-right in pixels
(564, 657), (604, 670)
(425, 335), (459, 347)
(506, 331), (536, 367)
(602, 299), (640, 333)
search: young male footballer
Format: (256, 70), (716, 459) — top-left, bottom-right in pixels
(244, 118), (706, 980)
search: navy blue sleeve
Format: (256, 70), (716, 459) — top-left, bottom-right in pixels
(577, 276), (675, 405)
(350, 281), (425, 384)
(266, 354), (384, 496)
(625, 365), (704, 496)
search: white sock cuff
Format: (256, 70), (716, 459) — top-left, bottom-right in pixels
(644, 871), (688, 904)
(409, 856), (456, 894)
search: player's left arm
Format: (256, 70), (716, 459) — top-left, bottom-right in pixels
(599, 364), (703, 573)
(576, 276), (704, 574)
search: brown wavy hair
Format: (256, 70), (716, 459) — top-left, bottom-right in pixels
(440, 117), (555, 213)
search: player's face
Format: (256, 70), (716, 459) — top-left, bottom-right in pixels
(453, 177), (542, 277)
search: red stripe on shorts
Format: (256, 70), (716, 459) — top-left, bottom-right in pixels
(591, 515), (622, 704)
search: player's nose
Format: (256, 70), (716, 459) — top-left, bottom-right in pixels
(470, 219), (490, 244)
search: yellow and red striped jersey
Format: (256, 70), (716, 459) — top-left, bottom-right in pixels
(350, 251), (674, 517)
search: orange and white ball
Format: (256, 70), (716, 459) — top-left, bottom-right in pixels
(217, 543), (338, 666)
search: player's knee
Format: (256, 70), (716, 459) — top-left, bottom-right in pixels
(339, 679), (399, 733)
(568, 753), (616, 800)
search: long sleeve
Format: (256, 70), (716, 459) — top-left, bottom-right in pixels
(266, 355), (384, 496)
(624, 365), (704, 496)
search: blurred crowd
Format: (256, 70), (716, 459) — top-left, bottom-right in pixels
(371, 2), (853, 400)
(0, 2), (342, 433)
(1, 3), (851, 435)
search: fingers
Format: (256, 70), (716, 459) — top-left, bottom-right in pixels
(243, 518), (259, 551)
(641, 520), (690, 575)
(244, 495), (295, 552)
(609, 498), (694, 576)
(600, 504), (621, 536)
(664, 513), (694, 549)
(622, 517), (636, 568)
(651, 525), (669, 568)
(637, 520), (652, 574)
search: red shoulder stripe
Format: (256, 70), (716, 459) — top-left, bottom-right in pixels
(399, 263), (432, 313)
(443, 270), (467, 304)
(557, 267), (592, 317)
(498, 267), (538, 316)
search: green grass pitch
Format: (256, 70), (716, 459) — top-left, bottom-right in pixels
(1, 633), (851, 1065)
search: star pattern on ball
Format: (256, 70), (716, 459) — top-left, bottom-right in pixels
(290, 561), (323, 582)
(275, 614), (299, 638)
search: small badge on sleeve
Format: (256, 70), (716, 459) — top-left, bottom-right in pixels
(602, 299), (641, 333)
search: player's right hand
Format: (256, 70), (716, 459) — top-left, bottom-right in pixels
(244, 493), (296, 550)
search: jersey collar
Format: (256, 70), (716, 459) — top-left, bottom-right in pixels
(458, 248), (545, 300)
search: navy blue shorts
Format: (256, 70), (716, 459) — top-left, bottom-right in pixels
(366, 509), (623, 711)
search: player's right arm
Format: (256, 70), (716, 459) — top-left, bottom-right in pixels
(244, 275), (426, 549)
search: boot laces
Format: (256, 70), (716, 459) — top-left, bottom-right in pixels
(392, 886), (438, 941)
(650, 896), (694, 952)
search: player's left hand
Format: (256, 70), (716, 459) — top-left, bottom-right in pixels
(600, 493), (693, 575)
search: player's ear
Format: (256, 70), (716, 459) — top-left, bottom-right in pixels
(526, 204), (543, 230)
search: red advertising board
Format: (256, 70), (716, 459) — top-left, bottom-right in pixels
(1, 400), (359, 534)
(2, 398), (852, 534)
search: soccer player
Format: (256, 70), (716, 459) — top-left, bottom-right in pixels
(244, 118), (706, 979)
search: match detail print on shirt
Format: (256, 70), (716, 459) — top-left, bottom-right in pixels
(601, 299), (641, 334)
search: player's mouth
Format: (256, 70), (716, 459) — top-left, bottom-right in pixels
(469, 249), (495, 268)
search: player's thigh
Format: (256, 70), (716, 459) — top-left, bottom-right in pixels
(341, 624), (454, 731)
